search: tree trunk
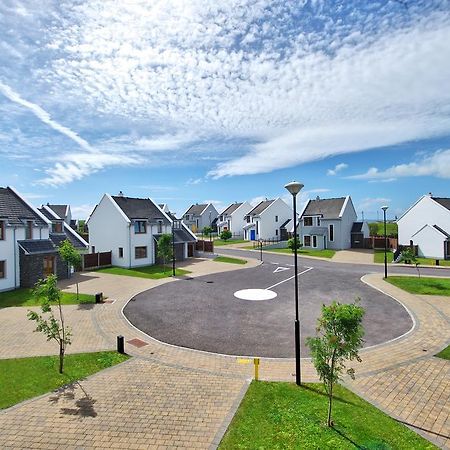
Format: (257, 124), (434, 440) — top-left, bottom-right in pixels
(76, 282), (79, 302)
(59, 344), (64, 374)
(327, 350), (337, 427)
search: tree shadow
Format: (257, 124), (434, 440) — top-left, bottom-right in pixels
(300, 384), (360, 407)
(76, 303), (96, 310)
(48, 381), (97, 418)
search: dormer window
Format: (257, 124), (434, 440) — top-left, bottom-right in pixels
(52, 222), (63, 233)
(157, 220), (163, 234)
(303, 217), (313, 227)
(0, 220), (4, 240)
(317, 217), (321, 226)
(134, 220), (147, 234)
(25, 220), (33, 239)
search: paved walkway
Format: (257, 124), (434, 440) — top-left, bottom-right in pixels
(0, 258), (449, 448)
(331, 248), (374, 264)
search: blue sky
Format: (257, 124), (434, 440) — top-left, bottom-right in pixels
(0, 0), (449, 220)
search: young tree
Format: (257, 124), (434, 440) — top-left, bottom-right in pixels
(306, 300), (365, 427)
(287, 236), (302, 252)
(220, 230), (232, 241)
(203, 226), (213, 236)
(158, 233), (173, 273)
(58, 239), (82, 301)
(27, 275), (72, 374)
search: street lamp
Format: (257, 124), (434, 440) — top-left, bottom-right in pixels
(172, 219), (176, 277)
(259, 238), (263, 262)
(284, 180), (304, 386)
(381, 206), (389, 279)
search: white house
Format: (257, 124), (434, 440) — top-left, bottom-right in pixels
(299, 196), (358, 250)
(217, 202), (253, 237)
(182, 203), (218, 233)
(46, 204), (72, 225)
(397, 195), (450, 260)
(87, 193), (197, 268)
(243, 198), (292, 241)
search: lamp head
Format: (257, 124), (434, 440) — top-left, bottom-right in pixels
(284, 181), (304, 196)
(381, 205), (389, 212)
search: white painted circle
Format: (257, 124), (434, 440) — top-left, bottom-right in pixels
(234, 289), (277, 301)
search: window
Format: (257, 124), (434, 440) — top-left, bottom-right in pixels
(0, 261), (5, 278)
(52, 222), (63, 233)
(275, 229), (278, 236)
(312, 235), (317, 248)
(0, 221), (4, 240)
(304, 236), (311, 246)
(246, 216), (250, 223)
(134, 221), (147, 234)
(184, 214), (190, 220)
(317, 217), (321, 226)
(119, 247), (124, 258)
(157, 220), (163, 234)
(256, 221), (259, 234)
(91, 246), (96, 253)
(303, 217), (313, 226)
(25, 221), (33, 239)
(275, 215), (278, 222)
(329, 224), (334, 242)
(135, 246), (147, 259)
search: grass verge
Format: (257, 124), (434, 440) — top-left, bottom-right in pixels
(213, 239), (247, 246)
(0, 288), (95, 308)
(374, 249), (394, 263)
(435, 345), (450, 360)
(214, 256), (247, 265)
(369, 222), (398, 237)
(386, 276), (450, 296)
(219, 382), (435, 449)
(374, 250), (450, 266)
(96, 265), (190, 279)
(262, 248), (336, 258)
(0, 351), (129, 409)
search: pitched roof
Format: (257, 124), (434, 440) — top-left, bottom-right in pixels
(302, 197), (346, 219)
(173, 228), (196, 243)
(18, 239), (56, 254)
(47, 204), (68, 219)
(247, 200), (274, 216)
(0, 187), (47, 226)
(221, 202), (243, 215)
(432, 197), (450, 211)
(112, 196), (170, 223)
(351, 222), (364, 233)
(185, 203), (208, 215)
(433, 224), (450, 238)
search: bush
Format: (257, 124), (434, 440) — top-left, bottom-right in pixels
(220, 230), (232, 241)
(287, 237), (302, 252)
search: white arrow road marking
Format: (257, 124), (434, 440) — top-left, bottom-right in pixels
(265, 267), (313, 290)
(273, 266), (290, 273)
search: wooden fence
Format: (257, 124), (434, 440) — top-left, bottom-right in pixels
(364, 237), (398, 249)
(195, 240), (214, 253)
(83, 251), (112, 270)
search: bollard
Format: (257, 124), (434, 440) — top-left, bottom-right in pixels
(436, 259), (440, 266)
(117, 335), (125, 354)
(254, 357), (260, 381)
(95, 292), (103, 303)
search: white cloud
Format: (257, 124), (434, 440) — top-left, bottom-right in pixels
(327, 163), (348, 176)
(186, 178), (203, 185)
(348, 149), (450, 181)
(71, 203), (96, 220)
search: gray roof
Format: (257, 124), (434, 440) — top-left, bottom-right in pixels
(112, 196), (170, 223)
(433, 197), (450, 211)
(47, 204), (68, 219)
(305, 227), (327, 236)
(173, 228), (196, 243)
(221, 203), (242, 216)
(0, 187), (47, 226)
(185, 204), (208, 216)
(18, 239), (56, 254)
(302, 197), (346, 219)
(280, 218), (291, 228)
(39, 207), (59, 221)
(351, 222), (364, 233)
(433, 225), (450, 238)
(247, 200), (274, 216)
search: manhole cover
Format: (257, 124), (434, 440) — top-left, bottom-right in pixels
(234, 289), (277, 301)
(127, 338), (148, 348)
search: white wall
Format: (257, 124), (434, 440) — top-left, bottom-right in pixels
(230, 202), (253, 237)
(199, 204), (219, 230)
(337, 197), (357, 250)
(412, 225), (445, 259)
(259, 198), (292, 240)
(398, 196), (450, 245)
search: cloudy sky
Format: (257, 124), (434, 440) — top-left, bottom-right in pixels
(0, 0), (449, 220)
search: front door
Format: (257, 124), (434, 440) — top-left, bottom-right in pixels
(250, 229), (256, 241)
(43, 256), (55, 277)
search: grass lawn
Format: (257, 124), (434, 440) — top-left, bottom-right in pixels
(435, 345), (450, 360)
(219, 382), (435, 449)
(369, 222), (398, 237)
(96, 265), (190, 279)
(214, 256), (247, 265)
(374, 249), (394, 264)
(263, 248), (336, 258)
(386, 276), (450, 296)
(213, 239), (247, 246)
(0, 351), (129, 409)
(0, 288), (95, 308)
(416, 257), (450, 267)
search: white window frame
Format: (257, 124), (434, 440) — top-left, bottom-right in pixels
(303, 217), (313, 227)
(118, 247), (124, 258)
(329, 224), (334, 242)
(304, 235), (311, 247)
(0, 260), (5, 279)
(135, 246), (148, 259)
(312, 235), (317, 248)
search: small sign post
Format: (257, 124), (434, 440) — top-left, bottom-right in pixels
(254, 357), (260, 381)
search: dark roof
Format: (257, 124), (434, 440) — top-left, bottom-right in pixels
(39, 207), (59, 221)
(247, 200), (274, 216)
(280, 218), (291, 228)
(112, 196), (170, 223)
(433, 225), (450, 238)
(432, 197), (450, 211)
(18, 239), (56, 254)
(185, 204), (208, 215)
(302, 197), (346, 219)
(221, 203), (242, 215)
(351, 222), (364, 233)
(173, 228), (196, 243)
(0, 187), (47, 226)
(47, 204), (68, 219)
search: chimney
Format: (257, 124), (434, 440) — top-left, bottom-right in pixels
(316, 196), (320, 201)
(118, 191), (124, 197)
(428, 192), (433, 197)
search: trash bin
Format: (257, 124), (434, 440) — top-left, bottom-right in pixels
(95, 292), (103, 303)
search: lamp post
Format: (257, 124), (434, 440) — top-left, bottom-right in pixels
(172, 219), (176, 277)
(284, 180), (304, 386)
(209, 211), (212, 242)
(381, 206), (389, 279)
(259, 239), (263, 262)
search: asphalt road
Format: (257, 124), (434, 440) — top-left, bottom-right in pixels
(123, 250), (430, 358)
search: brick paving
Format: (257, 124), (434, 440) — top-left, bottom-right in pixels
(0, 258), (449, 448)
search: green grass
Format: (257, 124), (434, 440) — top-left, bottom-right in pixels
(213, 239), (247, 246)
(0, 351), (129, 409)
(214, 256), (247, 265)
(96, 265), (190, 279)
(374, 249), (394, 263)
(369, 222), (398, 237)
(0, 288), (95, 308)
(416, 258), (450, 267)
(386, 276), (450, 296)
(435, 345), (450, 360)
(219, 382), (435, 450)
(263, 248), (336, 258)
